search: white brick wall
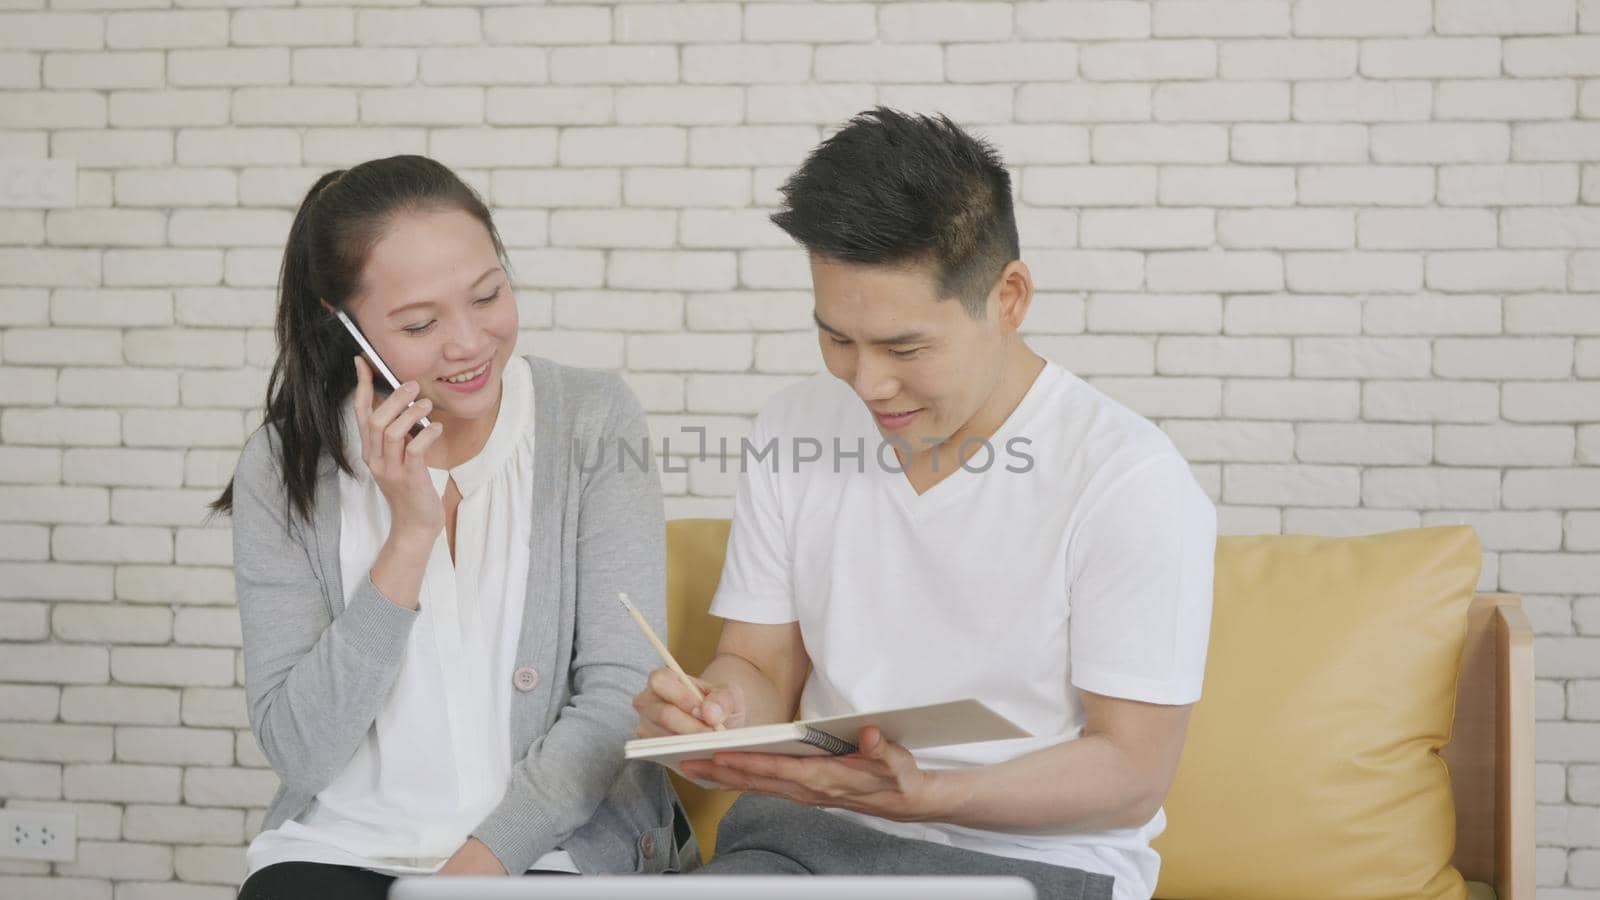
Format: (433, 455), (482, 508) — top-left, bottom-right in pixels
(1, 2), (1597, 896)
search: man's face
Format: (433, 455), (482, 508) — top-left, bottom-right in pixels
(811, 254), (1008, 458)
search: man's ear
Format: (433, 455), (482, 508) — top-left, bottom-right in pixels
(994, 260), (1034, 333)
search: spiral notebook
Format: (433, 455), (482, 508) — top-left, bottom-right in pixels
(625, 698), (1031, 784)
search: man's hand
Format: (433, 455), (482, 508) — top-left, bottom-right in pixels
(679, 726), (963, 823)
(633, 667), (747, 737)
(435, 837), (508, 876)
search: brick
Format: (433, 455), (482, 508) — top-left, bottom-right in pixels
(1150, 1), (1287, 36)
(558, 127), (685, 167)
(1282, 507), (1421, 536)
(1035, 336), (1155, 375)
(1363, 467), (1500, 509)
(683, 44), (811, 84)
(0, 90), (106, 128)
(1159, 165), (1295, 205)
(124, 329), (244, 369)
(107, 12), (226, 49)
(1294, 423), (1432, 464)
(123, 804), (242, 846)
(1359, 36), (1503, 77)
(1296, 337), (1431, 378)
(56, 842), (170, 882)
(609, 86), (742, 126)
(754, 332), (823, 374)
(0, 602), (48, 641)
(550, 45), (675, 84)
(746, 84), (878, 126)
(1436, 337), (1575, 378)
(1293, 80), (1431, 122)
(1225, 379), (1361, 420)
(59, 368), (181, 410)
(1365, 381), (1500, 423)
(1578, 251), (1600, 289)
(480, 6), (607, 45)
(1440, 163), (1580, 205)
(1147, 250), (1282, 292)
(1030, 164), (1158, 204)
(233, 8), (352, 46)
(1439, 79), (1577, 121)
(484, 86), (611, 125)
(1509, 559), (1600, 596)
(1157, 336), (1290, 376)
(1506, 469), (1600, 509)
(104, 723), (224, 773)
(1016, 1), (1149, 38)
(0, 722), (111, 761)
(746, 3), (875, 42)
(173, 609), (241, 648)
(1293, 0), (1431, 35)
(116, 565), (235, 607)
(179, 688), (248, 730)
(947, 42), (1077, 83)
(0, 51), (38, 89)
(1088, 291), (1222, 333)
(0, 686), (57, 724)
(0, 759), (59, 801)
(616, 3), (741, 43)
(52, 526), (172, 564)
(1437, 0), (1578, 35)
(1514, 122), (1600, 161)
(175, 529), (231, 567)
(44, 209), (165, 247)
(815, 44), (942, 82)
(1231, 123), (1366, 163)
(0, 877), (107, 899)
(304, 128), (427, 166)
(64, 763), (179, 804)
(355, 8), (479, 46)
(1371, 123), (1510, 164)
(1509, 294), (1600, 333)
(1505, 36), (1600, 74)
(0, 249), (100, 287)
(0, 289), (47, 326)
(1439, 424), (1577, 466)
(1220, 38), (1356, 79)
(168, 48), (288, 87)
(1423, 510), (1564, 551)
(1161, 421), (1294, 462)
(1030, 250), (1145, 291)
(44, 51), (162, 89)
(551, 292), (682, 332)
(232, 87), (357, 126)
(110, 90), (229, 128)
(292, 48), (415, 86)
(1017, 83), (1152, 123)
(183, 767), (279, 807)
(687, 292), (812, 332)
(0, 562), (111, 601)
(1426, 250), (1567, 291)
(1504, 208), (1600, 248)
(1225, 464), (1360, 506)
(0, 13), (101, 50)
(1217, 209), (1353, 249)
(4, 328), (121, 366)
(1153, 80), (1289, 121)
(1365, 294), (1501, 335)
(1358, 209), (1499, 250)
(878, 85), (1015, 125)
(680, 210), (795, 250)
(174, 846), (244, 886)
(0, 524), (50, 561)
(0, 444), (60, 485)
(3, 411), (120, 448)
(1083, 209), (1216, 250)
(113, 168), (235, 208)
(61, 686), (179, 726)
(360, 87), (483, 125)
(1095, 124), (1229, 163)
(110, 647), (233, 688)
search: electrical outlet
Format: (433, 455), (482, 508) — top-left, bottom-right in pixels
(0, 810), (76, 862)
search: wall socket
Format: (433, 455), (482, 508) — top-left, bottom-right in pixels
(0, 810), (76, 862)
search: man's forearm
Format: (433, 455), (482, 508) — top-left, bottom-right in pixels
(929, 734), (1160, 834)
(702, 652), (800, 727)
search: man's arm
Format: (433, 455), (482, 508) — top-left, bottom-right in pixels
(634, 619), (809, 736)
(932, 691), (1193, 832)
(683, 689), (1193, 833)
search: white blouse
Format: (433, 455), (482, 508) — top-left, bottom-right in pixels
(247, 357), (576, 876)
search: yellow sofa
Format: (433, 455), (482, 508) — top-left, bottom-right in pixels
(662, 519), (1534, 900)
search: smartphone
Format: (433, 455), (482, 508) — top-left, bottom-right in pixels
(333, 309), (434, 432)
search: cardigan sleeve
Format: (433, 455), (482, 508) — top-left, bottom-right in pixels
(471, 374), (666, 874)
(232, 426), (418, 798)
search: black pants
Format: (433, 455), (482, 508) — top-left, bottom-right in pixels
(238, 861), (577, 900)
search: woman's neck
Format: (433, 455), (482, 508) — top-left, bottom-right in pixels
(423, 391), (502, 470)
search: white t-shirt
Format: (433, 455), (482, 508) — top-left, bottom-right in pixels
(709, 360), (1216, 900)
(248, 357), (577, 876)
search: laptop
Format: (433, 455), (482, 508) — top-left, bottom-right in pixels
(389, 875), (1037, 899)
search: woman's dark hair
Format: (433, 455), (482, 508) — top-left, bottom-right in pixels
(212, 155), (506, 521)
(770, 107), (1019, 318)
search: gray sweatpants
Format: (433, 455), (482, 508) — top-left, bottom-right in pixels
(694, 795), (1116, 900)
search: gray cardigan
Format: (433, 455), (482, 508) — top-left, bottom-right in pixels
(230, 357), (684, 876)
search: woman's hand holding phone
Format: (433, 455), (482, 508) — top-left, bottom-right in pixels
(355, 356), (444, 610)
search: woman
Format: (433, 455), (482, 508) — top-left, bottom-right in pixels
(214, 156), (685, 899)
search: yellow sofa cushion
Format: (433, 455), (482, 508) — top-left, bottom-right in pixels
(1152, 526), (1480, 900)
(664, 519), (738, 860)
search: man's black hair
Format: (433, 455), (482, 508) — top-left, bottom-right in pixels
(771, 107), (1019, 318)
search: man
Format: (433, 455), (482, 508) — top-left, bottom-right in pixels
(634, 108), (1216, 900)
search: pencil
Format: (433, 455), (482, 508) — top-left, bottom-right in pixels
(617, 592), (726, 732)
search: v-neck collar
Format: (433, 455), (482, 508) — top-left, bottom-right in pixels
(875, 361), (1062, 516)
